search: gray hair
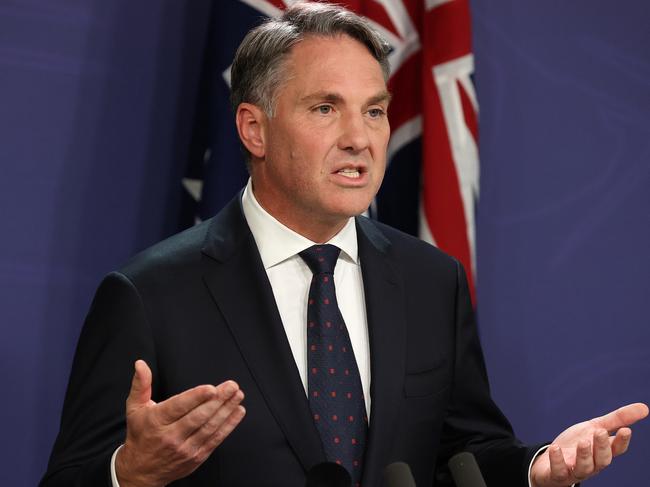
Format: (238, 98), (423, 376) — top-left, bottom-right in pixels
(230, 2), (391, 119)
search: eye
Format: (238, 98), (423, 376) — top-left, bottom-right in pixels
(368, 107), (385, 118)
(316, 105), (332, 115)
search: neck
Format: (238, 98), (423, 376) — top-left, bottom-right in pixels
(250, 184), (349, 243)
(258, 201), (348, 243)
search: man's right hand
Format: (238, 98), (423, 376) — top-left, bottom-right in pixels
(115, 360), (246, 487)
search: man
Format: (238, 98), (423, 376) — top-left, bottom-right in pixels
(41, 3), (647, 487)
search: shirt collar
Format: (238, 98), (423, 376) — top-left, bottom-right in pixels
(241, 179), (359, 270)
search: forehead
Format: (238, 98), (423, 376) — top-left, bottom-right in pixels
(281, 34), (387, 97)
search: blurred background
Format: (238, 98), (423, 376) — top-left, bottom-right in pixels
(1, 1), (648, 485)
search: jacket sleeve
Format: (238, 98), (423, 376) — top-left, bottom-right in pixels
(40, 272), (158, 487)
(434, 260), (543, 486)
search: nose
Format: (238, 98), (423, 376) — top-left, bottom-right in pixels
(337, 112), (370, 153)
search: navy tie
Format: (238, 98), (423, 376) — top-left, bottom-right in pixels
(299, 244), (367, 486)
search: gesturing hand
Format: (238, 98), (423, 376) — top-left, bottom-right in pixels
(115, 360), (246, 487)
(530, 402), (648, 487)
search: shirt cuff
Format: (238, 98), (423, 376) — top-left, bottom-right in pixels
(528, 445), (575, 487)
(110, 444), (124, 487)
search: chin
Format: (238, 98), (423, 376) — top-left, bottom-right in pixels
(317, 190), (377, 220)
(330, 201), (372, 218)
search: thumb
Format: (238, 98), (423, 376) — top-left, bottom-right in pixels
(126, 359), (153, 412)
(594, 403), (649, 432)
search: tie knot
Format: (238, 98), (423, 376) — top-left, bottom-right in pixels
(299, 244), (341, 275)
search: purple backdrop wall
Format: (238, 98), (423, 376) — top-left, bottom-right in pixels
(472, 2), (650, 486)
(0, 1), (648, 485)
(0, 1), (213, 483)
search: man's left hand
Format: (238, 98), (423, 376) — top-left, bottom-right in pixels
(530, 402), (648, 487)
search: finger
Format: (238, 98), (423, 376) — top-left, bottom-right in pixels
(184, 389), (245, 445)
(157, 380), (239, 425)
(593, 429), (612, 472)
(611, 428), (632, 457)
(592, 403), (649, 432)
(571, 439), (594, 481)
(548, 445), (572, 485)
(199, 404), (246, 457)
(214, 380), (243, 404)
(126, 360), (153, 412)
(169, 402), (246, 474)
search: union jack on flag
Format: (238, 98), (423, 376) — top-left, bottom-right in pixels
(183, 0), (479, 303)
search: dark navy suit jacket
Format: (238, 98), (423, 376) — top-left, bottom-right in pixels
(41, 194), (539, 486)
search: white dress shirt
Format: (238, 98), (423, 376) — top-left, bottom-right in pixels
(241, 179), (371, 414)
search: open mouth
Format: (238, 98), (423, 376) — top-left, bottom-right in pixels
(337, 168), (361, 178)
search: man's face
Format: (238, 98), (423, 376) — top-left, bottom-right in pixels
(251, 34), (390, 241)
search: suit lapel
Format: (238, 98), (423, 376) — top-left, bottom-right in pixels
(201, 196), (326, 472)
(356, 217), (407, 486)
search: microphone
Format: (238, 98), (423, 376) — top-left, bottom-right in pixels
(448, 452), (487, 487)
(305, 462), (351, 487)
(382, 462), (416, 487)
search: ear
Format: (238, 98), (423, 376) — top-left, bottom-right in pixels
(236, 103), (266, 159)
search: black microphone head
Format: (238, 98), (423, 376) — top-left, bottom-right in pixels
(305, 462), (352, 487)
(448, 452), (487, 487)
(382, 462), (416, 487)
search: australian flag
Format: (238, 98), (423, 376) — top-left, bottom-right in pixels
(182, 0), (479, 302)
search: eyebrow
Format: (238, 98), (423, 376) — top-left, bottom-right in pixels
(368, 90), (392, 106)
(299, 90), (392, 107)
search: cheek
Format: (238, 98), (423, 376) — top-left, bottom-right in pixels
(376, 125), (391, 151)
(290, 140), (330, 177)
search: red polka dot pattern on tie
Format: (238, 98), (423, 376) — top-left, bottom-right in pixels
(299, 244), (367, 485)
